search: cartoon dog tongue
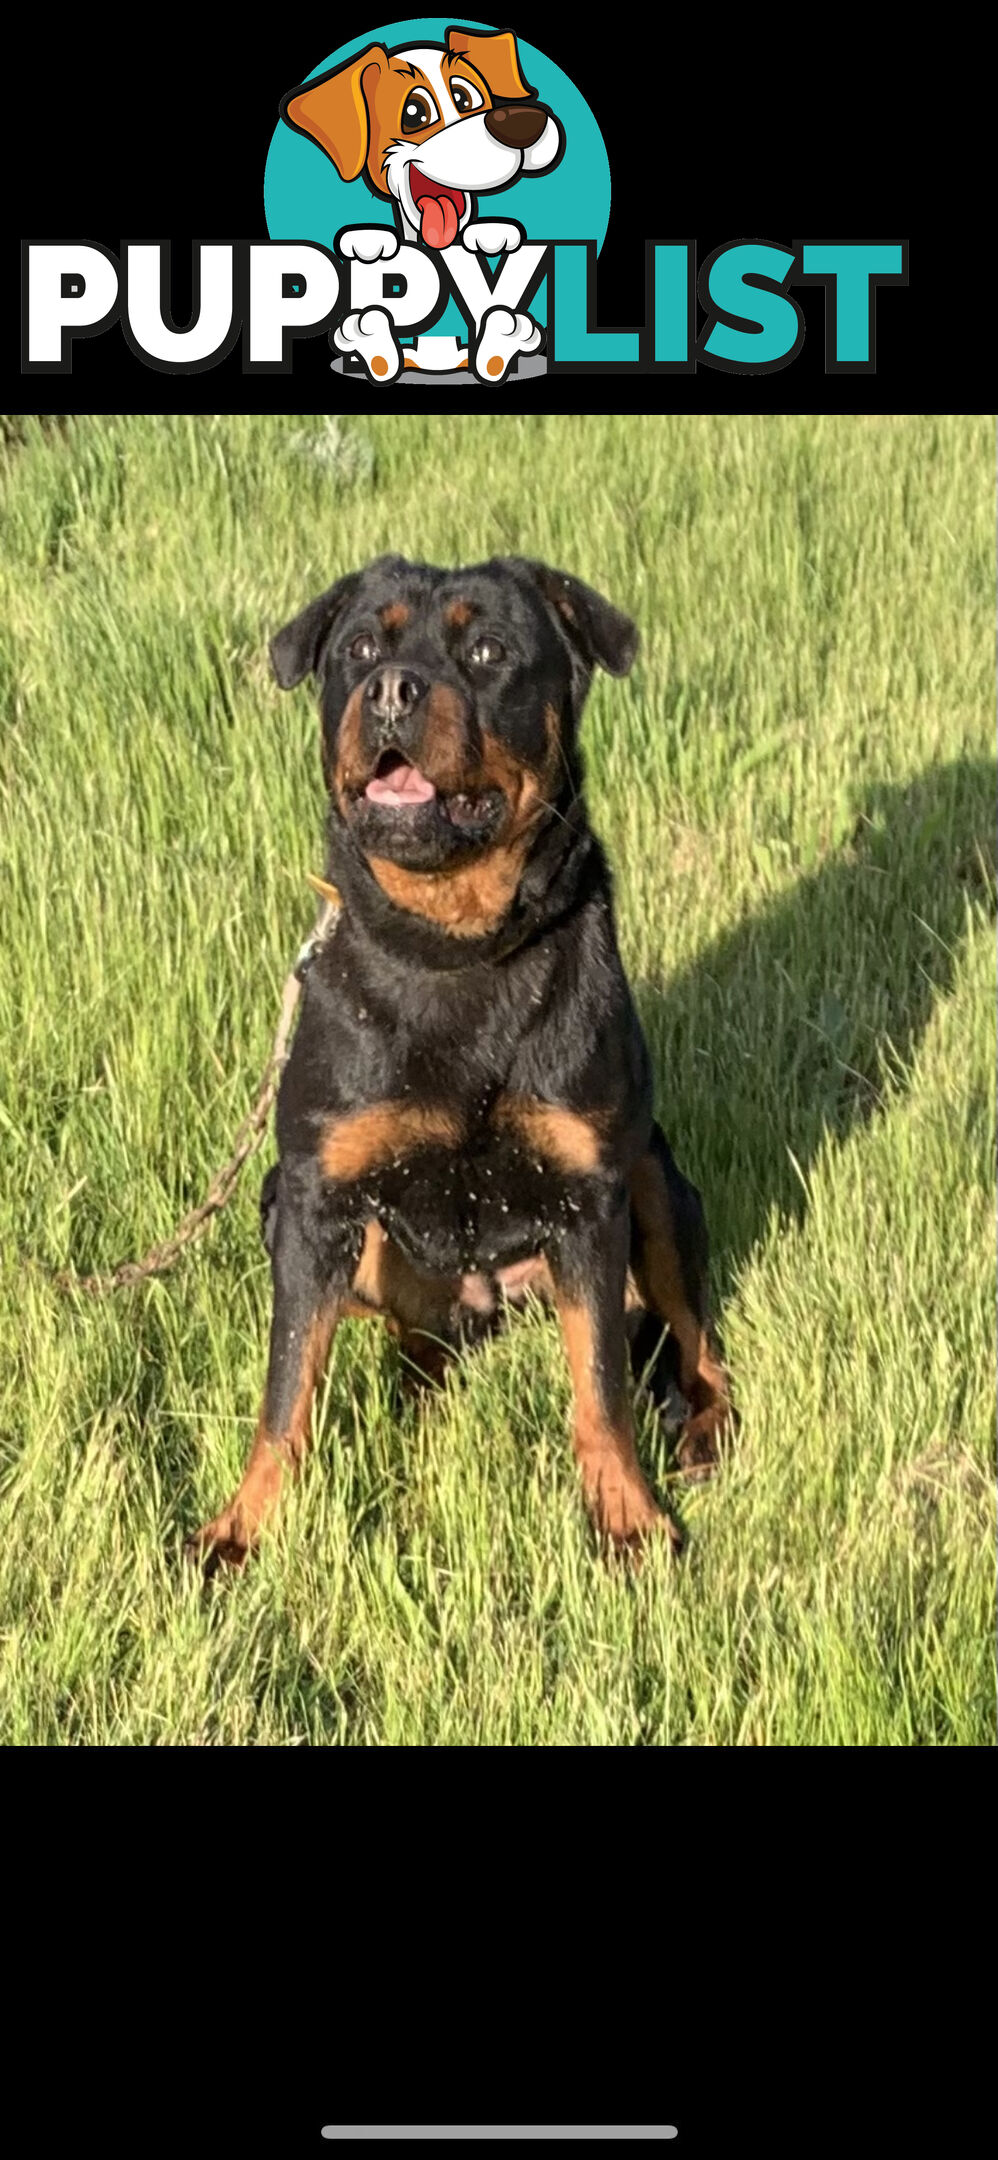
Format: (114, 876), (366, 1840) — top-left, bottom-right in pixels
(417, 187), (461, 250)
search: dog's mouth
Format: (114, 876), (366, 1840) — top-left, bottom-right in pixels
(408, 168), (466, 250)
(365, 750), (436, 808)
(362, 750), (496, 828)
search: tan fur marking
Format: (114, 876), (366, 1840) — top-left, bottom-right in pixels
(380, 601), (409, 629)
(445, 599), (473, 629)
(320, 1101), (462, 1182)
(480, 707), (559, 824)
(629, 1153), (729, 1414)
(351, 1220), (462, 1348)
(366, 704), (561, 938)
(332, 681), (367, 814)
(557, 1299), (675, 1546)
(367, 839), (536, 937)
(629, 1149), (732, 1477)
(493, 1094), (603, 1172)
(188, 1309), (337, 1568)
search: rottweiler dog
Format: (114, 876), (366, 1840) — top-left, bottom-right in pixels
(189, 554), (732, 1572)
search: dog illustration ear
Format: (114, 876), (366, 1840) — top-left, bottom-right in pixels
(281, 44), (388, 181)
(445, 26), (537, 101)
(269, 572), (364, 689)
(528, 563), (639, 677)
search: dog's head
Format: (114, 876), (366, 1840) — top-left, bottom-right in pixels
(281, 29), (562, 247)
(270, 555), (637, 887)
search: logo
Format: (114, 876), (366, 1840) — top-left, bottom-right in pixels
(20, 16), (908, 380)
(266, 19), (583, 385)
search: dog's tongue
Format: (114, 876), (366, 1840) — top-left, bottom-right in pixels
(419, 192), (460, 250)
(365, 759), (436, 807)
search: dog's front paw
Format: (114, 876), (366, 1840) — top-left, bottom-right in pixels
(336, 226), (400, 262)
(333, 307), (402, 382)
(184, 1505), (254, 1578)
(587, 1465), (683, 1559)
(472, 305), (541, 382)
(461, 220), (524, 255)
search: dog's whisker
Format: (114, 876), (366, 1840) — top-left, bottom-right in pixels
(536, 792), (578, 831)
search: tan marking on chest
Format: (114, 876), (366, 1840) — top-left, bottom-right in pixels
(493, 1094), (604, 1173)
(319, 1101), (463, 1181)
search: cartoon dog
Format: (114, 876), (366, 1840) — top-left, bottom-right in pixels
(280, 26), (563, 382)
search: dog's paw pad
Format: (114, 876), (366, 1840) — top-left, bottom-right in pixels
(473, 306), (541, 382)
(333, 307), (401, 382)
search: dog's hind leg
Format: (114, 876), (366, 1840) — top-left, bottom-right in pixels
(187, 1205), (351, 1575)
(627, 1302), (686, 1427)
(629, 1124), (734, 1481)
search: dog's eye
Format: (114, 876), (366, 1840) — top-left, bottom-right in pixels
(350, 632), (380, 664)
(401, 90), (440, 132)
(449, 77), (484, 116)
(470, 635), (504, 666)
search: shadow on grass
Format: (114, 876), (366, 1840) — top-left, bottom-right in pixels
(634, 757), (996, 1293)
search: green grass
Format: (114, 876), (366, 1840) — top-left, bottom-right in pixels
(0, 411), (994, 1745)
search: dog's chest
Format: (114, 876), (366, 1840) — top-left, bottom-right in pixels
(348, 1117), (586, 1278)
(296, 921), (613, 1276)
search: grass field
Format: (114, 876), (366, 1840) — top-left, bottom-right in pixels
(0, 411), (994, 1746)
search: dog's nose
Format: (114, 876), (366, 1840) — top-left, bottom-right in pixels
(363, 666), (427, 730)
(484, 103), (548, 149)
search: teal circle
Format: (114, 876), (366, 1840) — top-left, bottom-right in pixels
(263, 17), (610, 338)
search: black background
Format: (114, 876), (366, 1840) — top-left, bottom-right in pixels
(9, 7), (984, 413)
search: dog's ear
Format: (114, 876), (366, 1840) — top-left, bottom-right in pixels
(445, 26), (537, 101)
(281, 44), (388, 181)
(527, 563), (639, 677)
(269, 571), (364, 690)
